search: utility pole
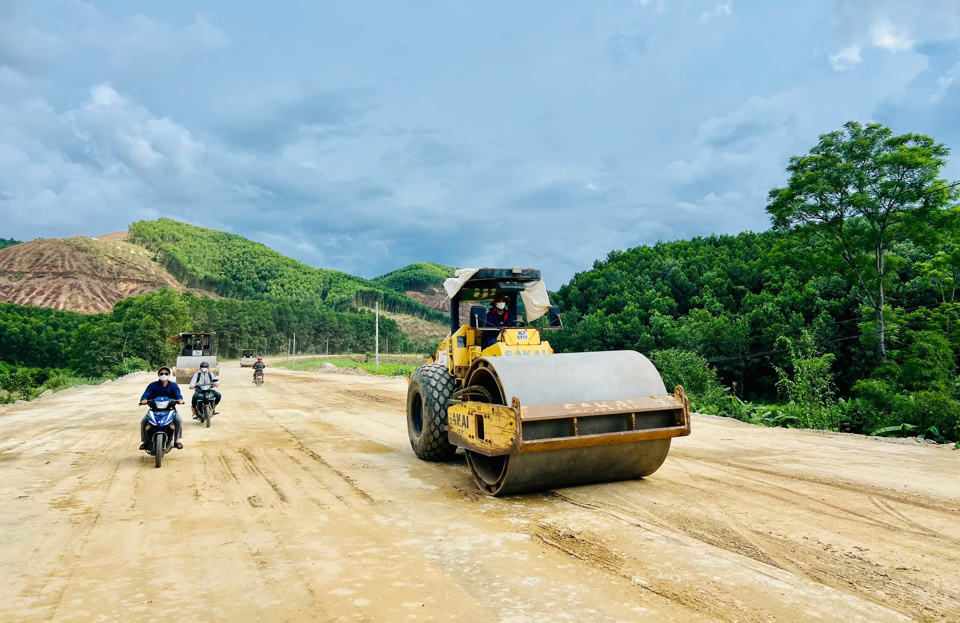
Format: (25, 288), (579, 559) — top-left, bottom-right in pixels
(375, 301), (380, 372)
(292, 333), (296, 370)
(326, 337), (329, 356)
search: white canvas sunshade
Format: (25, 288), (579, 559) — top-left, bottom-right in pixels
(442, 268), (552, 322)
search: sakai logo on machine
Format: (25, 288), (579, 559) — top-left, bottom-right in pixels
(450, 411), (471, 429)
(562, 398), (660, 414)
(502, 348), (549, 356)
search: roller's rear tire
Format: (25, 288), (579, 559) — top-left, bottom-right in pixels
(154, 433), (165, 468)
(407, 364), (457, 461)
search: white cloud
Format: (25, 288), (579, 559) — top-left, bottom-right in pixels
(635, 0), (667, 12)
(0, 79), (219, 238)
(701, 2), (733, 23)
(931, 61), (960, 103)
(829, 45), (862, 71)
(66, 5), (229, 68)
(183, 14), (229, 49)
(870, 20), (913, 51)
(0, 17), (66, 73)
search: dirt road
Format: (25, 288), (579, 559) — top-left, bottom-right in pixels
(1, 365), (958, 622)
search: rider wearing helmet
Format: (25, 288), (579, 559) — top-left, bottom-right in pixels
(252, 356), (266, 383)
(189, 361), (221, 418)
(139, 366), (185, 450)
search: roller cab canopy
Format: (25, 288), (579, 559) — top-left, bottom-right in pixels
(443, 268), (552, 333)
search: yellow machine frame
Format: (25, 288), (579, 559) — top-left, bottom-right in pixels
(430, 323), (554, 384)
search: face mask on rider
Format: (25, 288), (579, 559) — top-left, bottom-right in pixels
(495, 302), (506, 310)
(159, 374), (170, 382)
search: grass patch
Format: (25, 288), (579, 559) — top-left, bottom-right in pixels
(274, 355), (426, 377)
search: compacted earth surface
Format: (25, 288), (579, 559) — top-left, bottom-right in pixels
(1, 364), (958, 622)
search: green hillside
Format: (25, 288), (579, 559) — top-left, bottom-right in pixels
(129, 219), (445, 321)
(375, 262), (456, 292)
(554, 224), (960, 442)
(553, 119), (960, 444)
(0, 238), (21, 250)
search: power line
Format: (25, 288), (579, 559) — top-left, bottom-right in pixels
(922, 180), (960, 196)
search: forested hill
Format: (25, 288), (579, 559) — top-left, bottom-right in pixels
(551, 220), (960, 441)
(129, 219), (444, 321)
(553, 230), (859, 396)
(375, 262), (455, 293)
(0, 238), (20, 250)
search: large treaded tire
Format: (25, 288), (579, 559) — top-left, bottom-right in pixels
(407, 364), (457, 461)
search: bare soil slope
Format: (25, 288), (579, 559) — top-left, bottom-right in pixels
(406, 288), (472, 326)
(1, 366), (957, 621)
(0, 235), (208, 314)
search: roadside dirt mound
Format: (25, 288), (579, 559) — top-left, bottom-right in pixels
(310, 362), (371, 375)
(0, 236), (211, 314)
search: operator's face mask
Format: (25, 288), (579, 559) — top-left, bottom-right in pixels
(159, 374), (170, 381)
(495, 302), (506, 310)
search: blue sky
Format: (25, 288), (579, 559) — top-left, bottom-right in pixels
(1, 0), (959, 287)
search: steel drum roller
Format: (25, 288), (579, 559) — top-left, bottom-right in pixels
(462, 351), (676, 495)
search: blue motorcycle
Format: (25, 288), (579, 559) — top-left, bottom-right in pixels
(195, 384), (217, 428)
(144, 397), (178, 468)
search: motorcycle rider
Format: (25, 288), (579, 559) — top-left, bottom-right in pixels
(139, 366), (185, 450)
(189, 361), (222, 419)
(252, 356), (266, 383)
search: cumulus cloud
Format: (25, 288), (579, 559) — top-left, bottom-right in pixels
(701, 2), (733, 23)
(826, 1), (960, 72)
(0, 19), (66, 73)
(931, 61), (960, 103)
(2, 0), (960, 285)
(870, 21), (913, 52)
(0, 79), (221, 235)
(830, 45), (863, 71)
(53, 4), (228, 68)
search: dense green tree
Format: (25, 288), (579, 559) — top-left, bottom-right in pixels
(766, 121), (956, 359)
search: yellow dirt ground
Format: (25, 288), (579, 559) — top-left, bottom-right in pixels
(1, 365), (958, 622)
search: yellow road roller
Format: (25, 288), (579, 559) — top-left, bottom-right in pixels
(406, 267), (691, 495)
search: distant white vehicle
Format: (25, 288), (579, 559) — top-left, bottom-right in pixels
(174, 333), (218, 385)
(240, 349), (256, 367)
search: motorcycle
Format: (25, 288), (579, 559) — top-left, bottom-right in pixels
(195, 384), (217, 428)
(254, 370), (264, 387)
(144, 398), (178, 468)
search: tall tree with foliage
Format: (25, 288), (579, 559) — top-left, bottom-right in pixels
(767, 121), (956, 359)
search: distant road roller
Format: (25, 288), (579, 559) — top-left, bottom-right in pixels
(406, 268), (691, 495)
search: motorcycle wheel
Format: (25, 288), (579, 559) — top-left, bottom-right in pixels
(204, 404), (212, 428)
(154, 432), (165, 468)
